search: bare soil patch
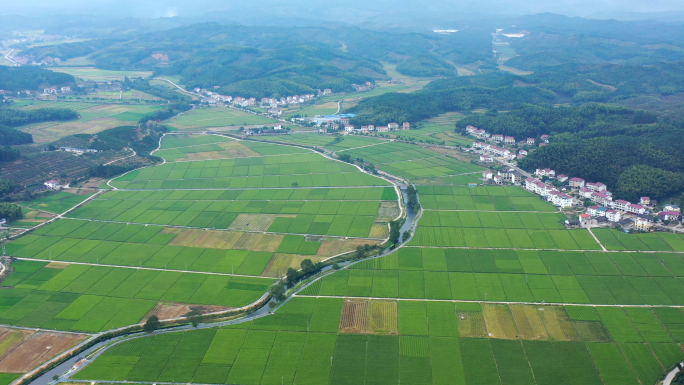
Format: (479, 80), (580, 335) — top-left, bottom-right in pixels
(144, 303), (230, 322)
(0, 331), (87, 373)
(340, 299), (398, 335)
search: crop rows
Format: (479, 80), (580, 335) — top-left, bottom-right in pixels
(74, 297), (684, 385)
(0, 260), (273, 332)
(409, 226), (600, 250)
(420, 210), (566, 229)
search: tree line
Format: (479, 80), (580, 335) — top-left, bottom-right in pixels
(0, 108), (78, 128)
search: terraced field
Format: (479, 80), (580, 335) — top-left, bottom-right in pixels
(4, 132), (684, 384)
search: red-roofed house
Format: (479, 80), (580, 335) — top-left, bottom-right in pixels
(492, 134), (504, 142)
(640, 197), (651, 206)
(388, 122), (399, 130)
(579, 214), (592, 226)
(504, 136), (515, 145)
(658, 211), (681, 221)
(479, 155), (493, 163)
(483, 170), (493, 180)
(627, 204), (646, 215)
(535, 168), (555, 177)
(579, 188), (593, 199)
(518, 149), (528, 156)
(403, 122), (410, 130)
(613, 200), (631, 212)
(557, 175), (568, 183)
(526, 138), (535, 145)
(591, 192), (613, 205)
(569, 178), (585, 188)
(586, 182), (607, 192)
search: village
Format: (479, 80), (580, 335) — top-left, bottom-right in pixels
(196, 81), (377, 118)
(466, 124), (683, 234)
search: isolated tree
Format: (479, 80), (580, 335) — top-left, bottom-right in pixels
(144, 315), (161, 333)
(403, 230), (411, 242)
(292, 182), (299, 187)
(356, 245), (365, 259)
(270, 283), (286, 302)
(300, 259), (315, 274)
(184, 310), (203, 327)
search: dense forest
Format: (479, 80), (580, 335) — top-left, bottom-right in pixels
(396, 53), (456, 77)
(518, 135), (684, 202)
(347, 82), (555, 125)
(0, 125), (32, 146)
(456, 104), (657, 141)
(0, 66), (74, 92)
(0, 108), (78, 128)
(165, 45), (381, 98)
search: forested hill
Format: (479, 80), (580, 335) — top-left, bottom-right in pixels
(166, 45), (383, 99)
(455, 104), (658, 141)
(0, 66), (75, 92)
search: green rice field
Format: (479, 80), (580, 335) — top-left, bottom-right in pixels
(73, 296), (684, 385)
(0, 259), (273, 332)
(20, 191), (94, 214)
(3, 133), (684, 384)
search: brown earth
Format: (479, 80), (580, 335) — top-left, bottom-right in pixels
(144, 303), (230, 322)
(0, 331), (88, 373)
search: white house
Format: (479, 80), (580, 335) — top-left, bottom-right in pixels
(402, 122), (411, 130)
(634, 215), (654, 230)
(274, 125), (283, 130)
(613, 200), (631, 212)
(479, 155), (493, 163)
(640, 197), (651, 206)
(492, 134), (504, 142)
(587, 206), (602, 216)
(344, 125), (354, 132)
(626, 204), (646, 215)
(483, 170), (494, 180)
(388, 122), (399, 130)
(526, 138), (535, 145)
(557, 174), (568, 183)
(535, 168), (555, 178)
(606, 210), (621, 222)
(664, 204), (681, 213)
(658, 211), (681, 221)
(579, 188), (593, 199)
(586, 182), (607, 192)
(44, 180), (61, 190)
(504, 136), (515, 145)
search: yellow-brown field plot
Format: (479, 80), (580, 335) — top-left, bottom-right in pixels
(18, 117), (123, 143)
(228, 214), (277, 232)
(482, 303), (519, 339)
(369, 224), (389, 238)
(376, 201), (400, 222)
(233, 233), (283, 252)
(340, 299), (398, 335)
(0, 330), (88, 373)
(0, 329), (29, 358)
(457, 311), (488, 338)
(510, 304), (548, 340)
(165, 107), (277, 129)
(316, 238), (381, 259)
(539, 306), (580, 341)
(50, 66), (153, 81)
(261, 253), (325, 278)
(181, 141), (261, 161)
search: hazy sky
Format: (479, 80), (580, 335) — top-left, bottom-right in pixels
(2, 0), (684, 20)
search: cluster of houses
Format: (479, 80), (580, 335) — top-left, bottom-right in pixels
(195, 88), (319, 114)
(473, 142), (518, 161)
(352, 82), (375, 92)
(522, 175), (574, 208)
(43, 86), (72, 94)
(466, 125), (550, 148)
(344, 121), (410, 133)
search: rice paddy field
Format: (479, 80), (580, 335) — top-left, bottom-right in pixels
(10, 101), (164, 142)
(19, 191), (94, 214)
(0, 259), (273, 332)
(165, 107), (278, 129)
(4, 133), (684, 384)
(73, 296), (684, 385)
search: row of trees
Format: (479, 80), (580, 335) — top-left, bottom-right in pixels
(0, 108), (77, 129)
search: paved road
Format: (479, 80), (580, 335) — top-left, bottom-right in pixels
(295, 294), (684, 308)
(14, 257), (274, 279)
